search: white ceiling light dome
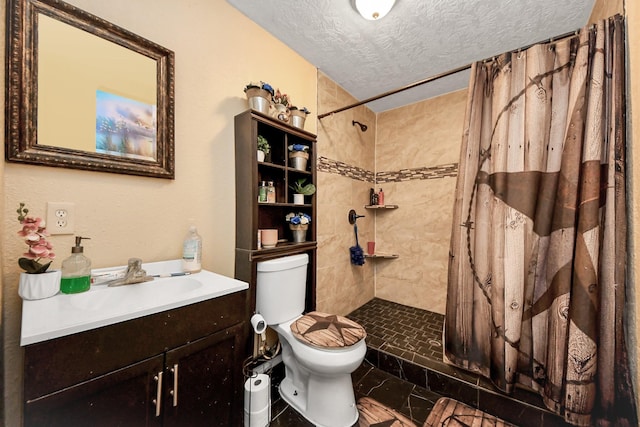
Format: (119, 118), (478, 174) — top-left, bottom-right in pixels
(354, 0), (396, 20)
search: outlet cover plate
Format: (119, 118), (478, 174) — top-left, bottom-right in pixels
(46, 202), (75, 235)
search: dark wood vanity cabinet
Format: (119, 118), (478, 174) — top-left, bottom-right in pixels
(163, 325), (242, 427)
(24, 354), (165, 427)
(23, 291), (248, 427)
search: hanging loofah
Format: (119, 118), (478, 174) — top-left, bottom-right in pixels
(350, 224), (365, 266)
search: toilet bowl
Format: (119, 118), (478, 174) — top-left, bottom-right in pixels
(274, 319), (366, 427)
(256, 254), (367, 427)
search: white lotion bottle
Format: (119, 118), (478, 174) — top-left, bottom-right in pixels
(182, 225), (202, 273)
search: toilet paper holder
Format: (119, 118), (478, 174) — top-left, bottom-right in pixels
(244, 373), (271, 427)
(251, 314), (267, 340)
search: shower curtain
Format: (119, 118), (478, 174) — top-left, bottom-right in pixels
(445, 15), (635, 426)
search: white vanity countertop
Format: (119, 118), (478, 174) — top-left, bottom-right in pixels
(20, 260), (248, 346)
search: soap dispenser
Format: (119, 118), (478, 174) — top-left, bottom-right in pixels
(61, 236), (92, 294)
(182, 226), (202, 273)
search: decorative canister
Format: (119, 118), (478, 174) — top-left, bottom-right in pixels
(289, 151), (309, 171)
(289, 109), (307, 129)
(289, 224), (308, 243)
(272, 104), (290, 122)
(245, 87), (271, 115)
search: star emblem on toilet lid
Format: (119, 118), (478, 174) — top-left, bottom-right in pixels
(290, 311), (366, 348)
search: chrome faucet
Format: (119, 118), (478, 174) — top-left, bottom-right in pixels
(106, 258), (153, 287)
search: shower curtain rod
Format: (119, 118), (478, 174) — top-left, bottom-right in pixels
(317, 28), (581, 120)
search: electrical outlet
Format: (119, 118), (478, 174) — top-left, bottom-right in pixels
(46, 202), (75, 235)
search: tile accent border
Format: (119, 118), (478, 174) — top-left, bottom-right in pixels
(318, 156), (458, 183)
(317, 156), (374, 182)
(376, 163), (458, 183)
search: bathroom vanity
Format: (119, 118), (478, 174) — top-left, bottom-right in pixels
(21, 261), (249, 426)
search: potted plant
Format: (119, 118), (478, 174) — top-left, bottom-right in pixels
(289, 178), (316, 205)
(15, 203), (61, 300)
(272, 89), (290, 122)
(244, 81), (274, 115)
(289, 106), (310, 130)
(257, 135), (270, 162)
(285, 212), (311, 243)
(288, 143), (309, 171)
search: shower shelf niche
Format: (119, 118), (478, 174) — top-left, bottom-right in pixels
(364, 204), (398, 209)
(364, 204), (399, 259)
(364, 253), (399, 259)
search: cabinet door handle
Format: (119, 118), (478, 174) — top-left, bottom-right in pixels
(153, 372), (163, 417)
(170, 363), (179, 407)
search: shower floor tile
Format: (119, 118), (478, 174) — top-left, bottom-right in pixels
(347, 297), (445, 364)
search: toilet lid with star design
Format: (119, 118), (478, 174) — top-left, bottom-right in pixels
(290, 311), (366, 348)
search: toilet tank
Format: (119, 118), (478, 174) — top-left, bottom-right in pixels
(256, 253), (308, 325)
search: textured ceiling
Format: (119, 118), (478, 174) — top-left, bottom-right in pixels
(227, 0), (595, 113)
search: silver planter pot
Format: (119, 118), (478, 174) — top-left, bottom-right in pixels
(289, 152), (309, 171)
(245, 88), (271, 115)
(290, 113), (306, 129)
(289, 225), (308, 243)
(291, 229), (307, 243)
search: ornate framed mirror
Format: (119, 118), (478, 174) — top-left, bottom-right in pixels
(5, 0), (175, 178)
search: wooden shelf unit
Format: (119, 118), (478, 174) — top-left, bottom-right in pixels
(234, 109), (318, 313)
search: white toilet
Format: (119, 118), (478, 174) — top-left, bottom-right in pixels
(256, 254), (367, 427)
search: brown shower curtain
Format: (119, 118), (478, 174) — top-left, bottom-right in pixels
(445, 15), (636, 426)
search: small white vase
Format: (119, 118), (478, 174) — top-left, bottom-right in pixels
(257, 150), (265, 162)
(19, 270), (61, 300)
(293, 193), (305, 205)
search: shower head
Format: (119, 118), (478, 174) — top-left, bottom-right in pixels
(352, 120), (368, 132)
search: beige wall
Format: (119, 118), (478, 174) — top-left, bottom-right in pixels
(589, 0), (623, 23)
(1, 0), (317, 424)
(314, 81), (466, 316)
(315, 71), (376, 315)
(374, 91), (466, 313)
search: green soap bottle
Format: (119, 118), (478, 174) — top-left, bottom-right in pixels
(61, 236), (92, 294)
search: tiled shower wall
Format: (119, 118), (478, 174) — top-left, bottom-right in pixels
(315, 71), (376, 315)
(375, 90), (466, 314)
(315, 69), (468, 315)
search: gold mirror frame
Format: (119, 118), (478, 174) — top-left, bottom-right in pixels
(5, 0), (175, 178)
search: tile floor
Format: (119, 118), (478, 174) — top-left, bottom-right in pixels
(268, 298), (569, 426)
(348, 297), (445, 363)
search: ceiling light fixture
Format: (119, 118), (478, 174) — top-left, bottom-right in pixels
(354, 0), (396, 20)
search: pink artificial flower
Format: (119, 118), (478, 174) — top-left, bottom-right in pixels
(17, 216), (55, 261)
(16, 203), (55, 274)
